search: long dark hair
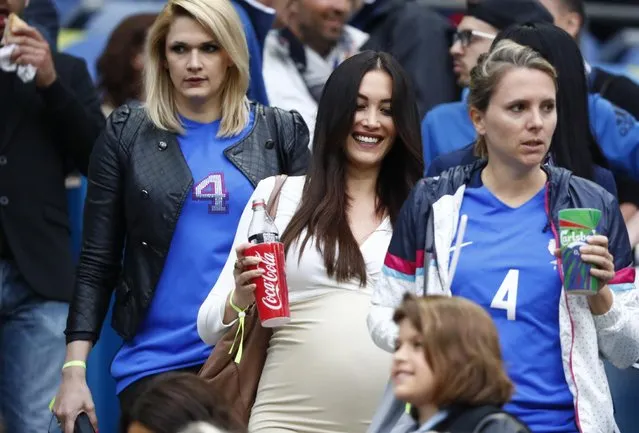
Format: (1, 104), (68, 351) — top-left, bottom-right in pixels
(280, 51), (423, 285)
(492, 22), (606, 181)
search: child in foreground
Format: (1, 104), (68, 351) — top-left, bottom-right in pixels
(385, 294), (531, 433)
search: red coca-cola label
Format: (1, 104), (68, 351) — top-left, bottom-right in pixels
(256, 251), (282, 310)
(245, 242), (290, 327)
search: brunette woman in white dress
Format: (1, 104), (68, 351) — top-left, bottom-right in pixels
(198, 51), (424, 433)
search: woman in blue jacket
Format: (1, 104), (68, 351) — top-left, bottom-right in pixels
(426, 23), (639, 185)
(369, 40), (639, 433)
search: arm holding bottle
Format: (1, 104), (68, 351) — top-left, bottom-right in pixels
(198, 177), (276, 345)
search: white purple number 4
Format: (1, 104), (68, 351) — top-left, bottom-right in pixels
(193, 173), (228, 213)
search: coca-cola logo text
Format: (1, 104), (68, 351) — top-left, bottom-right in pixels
(256, 251), (282, 310)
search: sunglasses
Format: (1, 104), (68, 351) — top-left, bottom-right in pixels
(452, 29), (496, 48)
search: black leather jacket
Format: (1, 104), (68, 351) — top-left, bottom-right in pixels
(65, 102), (310, 342)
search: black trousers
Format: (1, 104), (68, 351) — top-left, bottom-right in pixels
(118, 364), (204, 433)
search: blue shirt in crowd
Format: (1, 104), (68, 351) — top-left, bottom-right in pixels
(421, 91), (639, 180)
(111, 109), (256, 393)
(233, 0), (273, 105)
(450, 176), (577, 433)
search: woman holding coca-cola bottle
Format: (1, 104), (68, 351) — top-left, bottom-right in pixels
(198, 50), (424, 433)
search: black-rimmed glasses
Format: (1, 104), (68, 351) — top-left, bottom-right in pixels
(452, 29), (497, 48)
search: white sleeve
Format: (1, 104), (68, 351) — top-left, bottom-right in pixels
(594, 287), (639, 369)
(367, 302), (398, 353)
(197, 177), (277, 345)
(366, 186), (425, 353)
(262, 35), (317, 146)
(367, 255), (400, 353)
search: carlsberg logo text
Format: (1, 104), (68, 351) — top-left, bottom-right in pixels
(560, 230), (589, 245)
(256, 251), (282, 310)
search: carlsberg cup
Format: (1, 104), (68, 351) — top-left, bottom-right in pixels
(558, 208), (602, 295)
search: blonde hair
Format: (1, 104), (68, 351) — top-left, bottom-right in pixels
(468, 39), (558, 158)
(144, 0), (250, 136)
(393, 294), (514, 408)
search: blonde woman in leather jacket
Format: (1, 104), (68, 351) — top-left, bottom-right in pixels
(53, 1), (309, 432)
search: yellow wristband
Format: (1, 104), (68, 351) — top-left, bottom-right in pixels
(50, 362), (88, 412)
(62, 360), (86, 370)
(228, 289), (249, 364)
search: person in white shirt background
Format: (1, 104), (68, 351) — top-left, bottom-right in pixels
(262, 0), (368, 143)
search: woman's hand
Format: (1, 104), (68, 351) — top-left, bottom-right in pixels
(580, 235), (615, 314)
(579, 235), (616, 291)
(553, 235), (615, 314)
(230, 242), (264, 311)
(53, 367), (98, 433)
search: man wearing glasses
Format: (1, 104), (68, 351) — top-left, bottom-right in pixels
(420, 0), (553, 170)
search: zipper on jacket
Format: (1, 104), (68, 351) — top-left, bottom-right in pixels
(544, 182), (583, 433)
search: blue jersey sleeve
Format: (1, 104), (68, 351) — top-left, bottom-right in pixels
(421, 112), (436, 174)
(590, 94), (639, 180)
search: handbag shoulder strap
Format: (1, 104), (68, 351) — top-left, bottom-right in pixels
(266, 175), (288, 219)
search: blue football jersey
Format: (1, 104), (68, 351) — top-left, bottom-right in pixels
(450, 184), (578, 433)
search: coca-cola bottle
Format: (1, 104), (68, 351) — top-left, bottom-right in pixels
(248, 199), (279, 244)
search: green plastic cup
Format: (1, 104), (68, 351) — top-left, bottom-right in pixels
(558, 208), (602, 295)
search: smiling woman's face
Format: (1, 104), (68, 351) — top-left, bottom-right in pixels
(344, 69), (397, 172)
(164, 15), (232, 109)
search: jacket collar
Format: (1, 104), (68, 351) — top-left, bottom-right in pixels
(436, 160), (573, 215)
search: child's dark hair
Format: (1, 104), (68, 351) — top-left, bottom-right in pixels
(125, 372), (246, 433)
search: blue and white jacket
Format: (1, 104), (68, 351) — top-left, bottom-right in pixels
(368, 161), (639, 433)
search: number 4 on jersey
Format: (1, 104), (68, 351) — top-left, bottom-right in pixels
(194, 173), (228, 213)
(491, 269), (519, 321)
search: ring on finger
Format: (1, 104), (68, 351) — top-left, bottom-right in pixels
(234, 259), (242, 270)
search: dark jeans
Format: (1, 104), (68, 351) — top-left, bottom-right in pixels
(0, 260), (68, 433)
(118, 364), (203, 433)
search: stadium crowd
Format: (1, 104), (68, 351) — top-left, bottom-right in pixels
(0, 0), (639, 432)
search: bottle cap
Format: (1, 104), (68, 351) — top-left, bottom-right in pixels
(252, 199), (266, 209)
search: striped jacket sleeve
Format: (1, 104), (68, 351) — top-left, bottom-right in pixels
(593, 196), (639, 368)
(368, 182), (427, 352)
